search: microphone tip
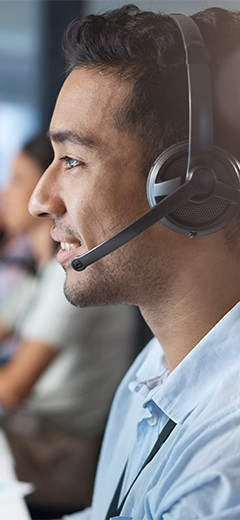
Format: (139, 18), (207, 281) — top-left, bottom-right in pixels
(71, 258), (84, 271)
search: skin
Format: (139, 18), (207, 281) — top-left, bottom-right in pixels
(30, 66), (240, 372)
(1, 152), (53, 264)
(2, 152), (43, 234)
(0, 151), (57, 409)
(29, 68), (171, 307)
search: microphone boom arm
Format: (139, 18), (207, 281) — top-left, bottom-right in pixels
(71, 175), (211, 271)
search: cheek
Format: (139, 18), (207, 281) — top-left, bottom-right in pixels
(66, 184), (112, 246)
(98, 174), (148, 231)
(63, 163), (148, 243)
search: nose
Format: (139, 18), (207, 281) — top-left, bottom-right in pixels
(29, 164), (66, 219)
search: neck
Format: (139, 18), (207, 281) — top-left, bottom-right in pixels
(140, 235), (240, 372)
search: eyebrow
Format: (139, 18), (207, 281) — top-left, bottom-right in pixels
(49, 130), (97, 149)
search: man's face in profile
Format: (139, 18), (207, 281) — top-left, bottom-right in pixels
(29, 66), (158, 308)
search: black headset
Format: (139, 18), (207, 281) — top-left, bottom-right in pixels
(72, 13), (240, 272)
(147, 13), (240, 236)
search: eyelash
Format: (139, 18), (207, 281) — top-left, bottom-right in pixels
(60, 156), (85, 170)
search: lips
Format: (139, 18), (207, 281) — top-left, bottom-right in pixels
(50, 228), (81, 266)
(56, 241), (81, 266)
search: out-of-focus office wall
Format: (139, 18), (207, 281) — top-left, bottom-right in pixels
(1, 0), (240, 187)
(0, 0), (42, 186)
(0, 0), (82, 188)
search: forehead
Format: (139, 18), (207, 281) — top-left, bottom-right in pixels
(50, 67), (131, 140)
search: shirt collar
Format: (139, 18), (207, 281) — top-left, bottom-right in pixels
(129, 302), (240, 424)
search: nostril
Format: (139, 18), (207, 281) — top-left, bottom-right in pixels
(38, 212), (50, 218)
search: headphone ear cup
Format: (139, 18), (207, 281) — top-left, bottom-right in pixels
(147, 141), (240, 236)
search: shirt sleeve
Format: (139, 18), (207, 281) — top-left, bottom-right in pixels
(18, 259), (86, 348)
(0, 273), (37, 331)
(161, 461), (240, 519)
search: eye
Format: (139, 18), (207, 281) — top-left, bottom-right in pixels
(60, 156), (85, 170)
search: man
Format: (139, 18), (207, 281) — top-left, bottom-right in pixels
(0, 133), (136, 517)
(30, 4), (240, 519)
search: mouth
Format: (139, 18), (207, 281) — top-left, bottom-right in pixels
(56, 240), (81, 266)
(60, 241), (77, 252)
(50, 226), (83, 267)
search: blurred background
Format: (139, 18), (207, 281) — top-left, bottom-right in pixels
(0, 2), (240, 518)
(1, 0), (240, 189)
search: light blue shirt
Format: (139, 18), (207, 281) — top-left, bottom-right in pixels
(64, 302), (240, 520)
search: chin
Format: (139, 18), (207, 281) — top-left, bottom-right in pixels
(64, 286), (79, 307)
(63, 272), (86, 307)
(63, 265), (123, 308)
(63, 271), (96, 307)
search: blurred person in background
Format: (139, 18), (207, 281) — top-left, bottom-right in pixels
(0, 132), (54, 276)
(0, 225), (34, 310)
(0, 169), (35, 307)
(0, 135), (49, 362)
(0, 133), (138, 519)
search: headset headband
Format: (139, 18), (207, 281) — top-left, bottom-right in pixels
(171, 14), (214, 174)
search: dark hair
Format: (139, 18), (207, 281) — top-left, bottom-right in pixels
(63, 5), (240, 173)
(22, 133), (54, 174)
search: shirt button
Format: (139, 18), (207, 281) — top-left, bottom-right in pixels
(148, 414), (158, 426)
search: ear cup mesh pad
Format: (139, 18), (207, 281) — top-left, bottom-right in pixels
(147, 142), (240, 236)
(165, 155), (231, 225)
